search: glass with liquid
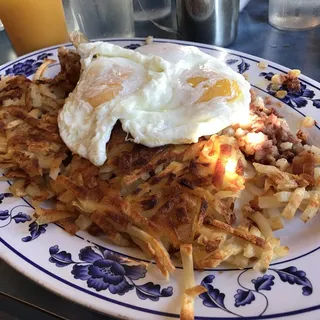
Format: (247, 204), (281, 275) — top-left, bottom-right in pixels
(0, 0), (69, 55)
(65, 0), (134, 39)
(133, 0), (171, 21)
(269, 0), (320, 31)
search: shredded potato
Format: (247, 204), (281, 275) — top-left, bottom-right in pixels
(258, 196), (283, 209)
(300, 190), (320, 222)
(302, 116), (316, 128)
(282, 188), (306, 219)
(35, 208), (77, 224)
(33, 58), (56, 81)
(180, 244), (206, 320)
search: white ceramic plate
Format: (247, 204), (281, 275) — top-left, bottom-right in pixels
(1, 38), (320, 320)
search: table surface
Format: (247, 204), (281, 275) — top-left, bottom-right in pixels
(1, 0), (320, 319)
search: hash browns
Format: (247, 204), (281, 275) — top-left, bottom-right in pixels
(1, 48), (320, 320)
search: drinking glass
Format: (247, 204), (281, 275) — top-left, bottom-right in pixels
(133, 0), (171, 21)
(269, 0), (320, 31)
(65, 0), (134, 39)
(176, 0), (240, 46)
(0, 0), (69, 55)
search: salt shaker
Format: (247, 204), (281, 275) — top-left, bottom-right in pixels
(176, 0), (240, 47)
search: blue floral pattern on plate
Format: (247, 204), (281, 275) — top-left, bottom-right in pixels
(49, 245), (173, 300)
(260, 71), (320, 108)
(124, 43), (141, 50)
(200, 266), (313, 317)
(0, 193), (31, 228)
(226, 57), (250, 74)
(5, 53), (54, 77)
(0, 191), (47, 241)
(22, 221), (48, 242)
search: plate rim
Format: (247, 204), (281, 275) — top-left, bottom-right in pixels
(3, 236), (320, 320)
(1, 37), (320, 320)
(1, 37), (320, 89)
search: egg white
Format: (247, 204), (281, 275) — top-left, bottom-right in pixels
(58, 42), (172, 166)
(58, 42), (251, 166)
(120, 43), (251, 146)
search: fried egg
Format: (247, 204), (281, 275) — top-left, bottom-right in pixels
(58, 42), (251, 166)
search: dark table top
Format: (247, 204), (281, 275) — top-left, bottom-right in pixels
(1, 0), (320, 319)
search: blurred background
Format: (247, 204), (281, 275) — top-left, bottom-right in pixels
(0, 0), (319, 80)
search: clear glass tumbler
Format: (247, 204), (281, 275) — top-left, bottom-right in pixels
(133, 0), (171, 21)
(269, 0), (320, 31)
(64, 0), (134, 39)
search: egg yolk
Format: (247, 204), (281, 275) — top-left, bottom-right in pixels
(187, 76), (240, 103)
(85, 66), (132, 108)
(86, 84), (122, 108)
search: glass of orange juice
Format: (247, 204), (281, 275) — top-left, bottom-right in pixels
(0, 0), (69, 56)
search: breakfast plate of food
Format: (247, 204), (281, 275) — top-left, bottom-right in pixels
(0, 34), (320, 320)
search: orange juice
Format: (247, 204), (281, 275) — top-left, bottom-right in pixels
(0, 0), (69, 55)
